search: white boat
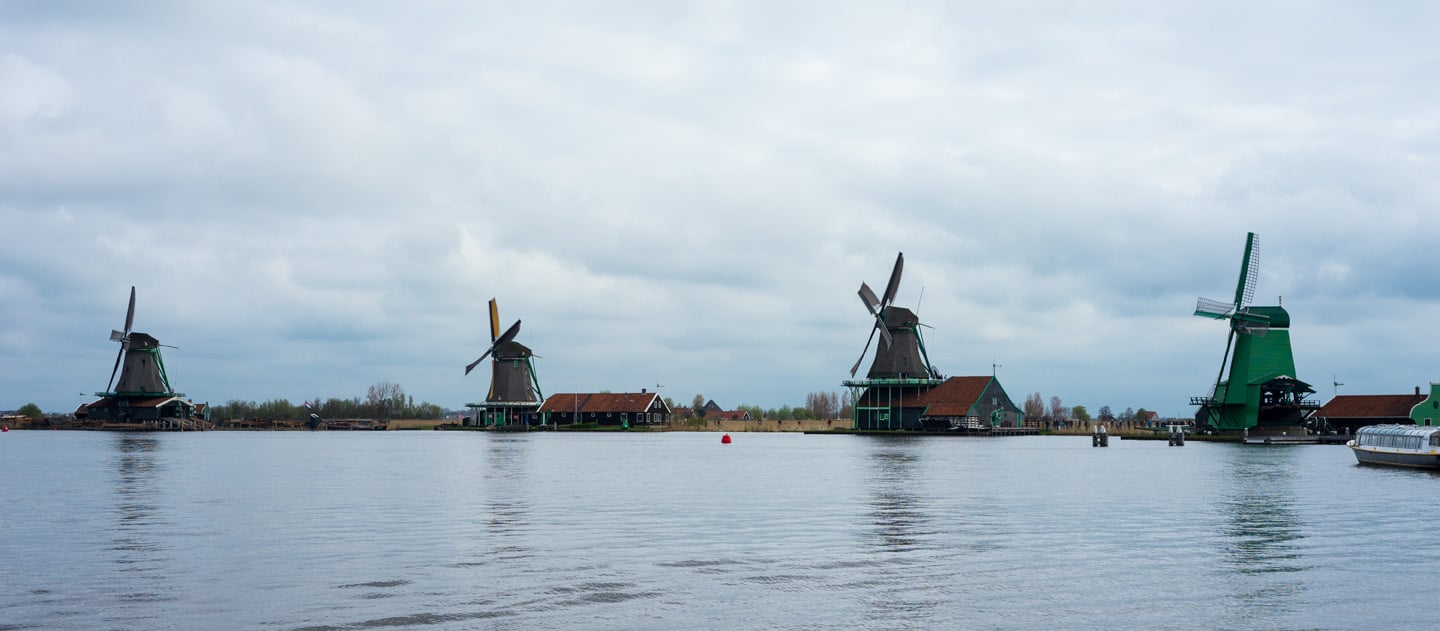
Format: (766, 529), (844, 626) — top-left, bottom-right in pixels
(1347, 425), (1440, 469)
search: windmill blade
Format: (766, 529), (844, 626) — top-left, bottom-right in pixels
(1232, 233), (1260, 308)
(464, 350), (492, 375)
(123, 286), (136, 336)
(1194, 297), (1234, 319)
(110, 329), (126, 342)
(488, 298), (500, 343)
(850, 322), (880, 377)
(465, 320), (522, 375)
(106, 346), (124, 393)
(881, 252), (904, 306)
(857, 283), (881, 316)
(494, 319), (521, 347)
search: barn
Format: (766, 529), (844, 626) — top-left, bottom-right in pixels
(538, 391), (671, 427)
(851, 375), (1024, 431)
(1311, 389), (1426, 434)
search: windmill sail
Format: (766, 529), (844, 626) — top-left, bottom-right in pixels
(849, 252), (938, 380)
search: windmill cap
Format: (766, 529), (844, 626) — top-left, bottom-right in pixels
(1241, 305), (1290, 328)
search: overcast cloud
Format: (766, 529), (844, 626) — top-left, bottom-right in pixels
(4, 1), (1439, 416)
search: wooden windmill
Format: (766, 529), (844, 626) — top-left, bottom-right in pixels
(1191, 233), (1318, 433)
(843, 252), (946, 430)
(850, 252), (941, 380)
(83, 286), (198, 428)
(464, 298), (543, 428)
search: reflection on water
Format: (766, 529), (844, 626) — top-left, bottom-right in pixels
(8, 432), (1434, 630)
(865, 444), (932, 552)
(108, 434), (176, 612)
(481, 435), (533, 572)
(1216, 447), (1309, 625)
(860, 439), (945, 624)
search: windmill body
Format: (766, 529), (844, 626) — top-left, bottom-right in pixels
(464, 298), (543, 429)
(1191, 234), (1318, 433)
(865, 306), (932, 380)
(113, 332), (170, 394)
(80, 287), (202, 429)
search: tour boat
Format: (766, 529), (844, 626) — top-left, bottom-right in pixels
(1347, 425), (1440, 469)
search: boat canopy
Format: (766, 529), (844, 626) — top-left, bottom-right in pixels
(1355, 424), (1440, 438)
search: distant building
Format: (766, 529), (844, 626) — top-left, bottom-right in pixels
(538, 391), (671, 427)
(709, 410), (752, 421)
(1313, 389), (1427, 434)
(703, 400), (723, 414)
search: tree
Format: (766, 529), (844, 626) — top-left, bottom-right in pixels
(367, 381), (405, 419)
(1072, 405), (1091, 422)
(1098, 405), (1113, 420)
(805, 391), (841, 419)
(1024, 393), (1045, 420)
(692, 394), (706, 418)
(17, 403), (43, 420)
(1121, 407), (1136, 422)
(1049, 396), (1065, 421)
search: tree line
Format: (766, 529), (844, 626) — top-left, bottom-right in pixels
(1022, 393), (1153, 426)
(662, 391), (856, 421)
(208, 381), (445, 421)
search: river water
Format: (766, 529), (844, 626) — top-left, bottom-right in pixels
(0, 430), (1434, 630)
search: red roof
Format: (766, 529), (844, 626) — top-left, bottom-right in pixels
(1315, 394), (1425, 419)
(922, 403), (977, 417)
(710, 410), (750, 420)
(856, 376), (994, 410)
(538, 392), (666, 414)
(914, 376), (992, 407)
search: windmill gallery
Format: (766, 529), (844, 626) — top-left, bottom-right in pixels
(64, 235), (1353, 437)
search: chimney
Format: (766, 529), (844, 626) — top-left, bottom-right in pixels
(1418, 386), (1422, 396)
(642, 388), (647, 394)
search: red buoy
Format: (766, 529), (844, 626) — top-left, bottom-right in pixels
(1, 426), (8, 432)
(721, 433), (731, 444)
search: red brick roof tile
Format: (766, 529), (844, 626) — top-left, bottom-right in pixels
(1315, 394), (1424, 419)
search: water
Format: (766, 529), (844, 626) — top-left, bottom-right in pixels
(1, 431), (1435, 630)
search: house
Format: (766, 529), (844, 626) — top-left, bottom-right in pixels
(702, 400), (723, 415)
(1413, 384), (1440, 426)
(538, 391), (672, 427)
(709, 410), (752, 421)
(1312, 389), (1427, 434)
(855, 375), (1023, 431)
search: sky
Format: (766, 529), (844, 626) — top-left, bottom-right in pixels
(3, 1), (1440, 416)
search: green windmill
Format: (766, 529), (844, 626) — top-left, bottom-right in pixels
(1190, 233), (1318, 434)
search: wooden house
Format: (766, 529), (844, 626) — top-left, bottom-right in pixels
(854, 375), (1023, 431)
(1413, 384), (1440, 426)
(1313, 389), (1426, 434)
(538, 391), (671, 427)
